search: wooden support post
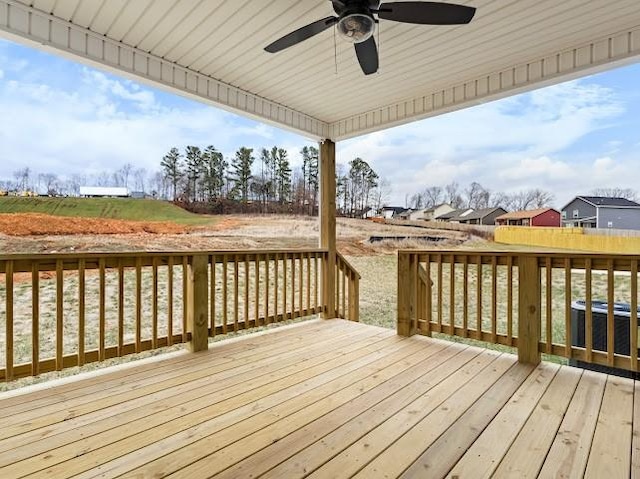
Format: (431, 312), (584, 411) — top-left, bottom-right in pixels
(187, 254), (209, 353)
(320, 139), (337, 319)
(397, 252), (417, 337)
(518, 256), (541, 364)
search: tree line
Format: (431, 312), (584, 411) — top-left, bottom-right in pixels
(3, 145), (386, 218)
(407, 182), (556, 211)
(159, 145), (385, 217)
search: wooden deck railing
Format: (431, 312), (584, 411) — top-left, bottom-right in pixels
(336, 253), (360, 322)
(0, 249), (359, 381)
(398, 250), (640, 372)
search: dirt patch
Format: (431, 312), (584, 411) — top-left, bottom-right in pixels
(0, 213), (188, 236)
(0, 215), (482, 255)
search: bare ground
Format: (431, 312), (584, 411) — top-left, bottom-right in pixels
(0, 215), (477, 255)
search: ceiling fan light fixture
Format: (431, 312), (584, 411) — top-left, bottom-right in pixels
(337, 13), (375, 43)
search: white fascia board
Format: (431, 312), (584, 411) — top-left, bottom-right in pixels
(0, 0), (329, 141)
(328, 25), (640, 141)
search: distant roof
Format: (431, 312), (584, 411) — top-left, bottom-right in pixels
(573, 196), (640, 208)
(495, 208), (558, 220)
(459, 207), (507, 221)
(424, 203), (451, 213)
(381, 206), (406, 212)
(436, 208), (472, 220)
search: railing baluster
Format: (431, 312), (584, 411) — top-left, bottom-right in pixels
(449, 254), (455, 335)
(425, 255), (432, 332)
(293, 254), (298, 319)
(300, 253), (305, 317)
(56, 259), (63, 371)
(137, 257), (143, 351)
(222, 255), (228, 334)
(507, 255), (513, 344)
(31, 262), (39, 376)
(167, 256), (174, 345)
(78, 259), (85, 366)
(306, 253), (311, 315)
(118, 259), (124, 354)
(476, 256), (482, 340)
(244, 256), (249, 327)
(152, 257), (158, 349)
(631, 260), (638, 372)
(234, 255), (239, 332)
(585, 258), (593, 363)
(210, 255), (216, 337)
(5, 260), (14, 381)
(491, 256), (497, 344)
(463, 255), (468, 338)
(264, 254), (270, 324)
(340, 261), (347, 318)
(607, 259), (614, 366)
(254, 254), (260, 326)
(348, 270), (355, 322)
(314, 255), (319, 312)
(564, 257), (571, 359)
(283, 253), (288, 319)
(274, 253), (279, 321)
(545, 256), (552, 353)
(99, 258), (106, 361)
(437, 254), (443, 330)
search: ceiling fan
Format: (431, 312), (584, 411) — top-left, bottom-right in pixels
(264, 1), (476, 75)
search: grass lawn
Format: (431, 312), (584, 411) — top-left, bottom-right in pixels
(0, 197), (213, 226)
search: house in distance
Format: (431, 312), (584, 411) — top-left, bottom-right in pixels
(561, 196), (640, 229)
(453, 207), (507, 225)
(495, 208), (561, 227)
(435, 208), (474, 222)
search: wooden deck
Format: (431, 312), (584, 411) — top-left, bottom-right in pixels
(0, 319), (638, 478)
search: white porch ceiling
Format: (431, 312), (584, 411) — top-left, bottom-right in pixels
(1, 0), (640, 141)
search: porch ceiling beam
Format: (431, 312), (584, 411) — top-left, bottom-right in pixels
(0, 0), (329, 141)
(328, 25), (640, 141)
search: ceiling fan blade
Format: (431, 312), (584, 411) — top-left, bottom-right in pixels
(355, 37), (379, 75)
(378, 2), (476, 25)
(265, 17), (338, 53)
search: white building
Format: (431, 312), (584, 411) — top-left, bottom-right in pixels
(79, 187), (129, 198)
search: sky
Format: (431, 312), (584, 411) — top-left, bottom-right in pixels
(1, 37), (640, 208)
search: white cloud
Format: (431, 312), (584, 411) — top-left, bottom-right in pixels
(338, 80), (627, 206)
(0, 65), (312, 178)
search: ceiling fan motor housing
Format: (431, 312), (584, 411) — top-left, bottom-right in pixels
(334, 0), (379, 43)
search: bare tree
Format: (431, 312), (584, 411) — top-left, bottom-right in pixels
(591, 187), (638, 201)
(120, 163), (134, 189)
(373, 179), (392, 211)
(408, 193), (424, 209)
(464, 182), (490, 209)
(13, 167), (30, 191)
(530, 188), (555, 208)
(422, 186), (444, 208)
(444, 182), (463, 208)
(134, 168), (147, 192)
(39, 173), (59, 195)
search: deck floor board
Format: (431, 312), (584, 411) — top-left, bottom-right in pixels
(0, 319), (637, 479)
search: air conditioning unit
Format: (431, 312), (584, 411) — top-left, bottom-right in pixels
(570, 300), (640, 378)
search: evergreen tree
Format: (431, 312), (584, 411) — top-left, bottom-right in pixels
(275, 148), (291, 204)
(202, 145), (226, 200)
(185, 146), (203, 202)
(231, 147), (254, 203)
(160, 147), (182, 200)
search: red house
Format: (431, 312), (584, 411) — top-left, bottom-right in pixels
(495, 208), (561, 227)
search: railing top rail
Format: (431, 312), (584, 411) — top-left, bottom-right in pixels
(398, 249), (640, 259)
(0, 248), (329, 262)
